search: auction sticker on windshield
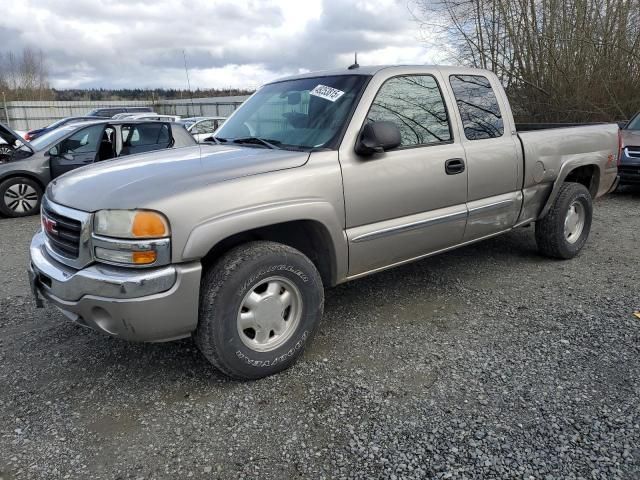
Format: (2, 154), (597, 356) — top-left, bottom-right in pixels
(310, 85), (345, 102)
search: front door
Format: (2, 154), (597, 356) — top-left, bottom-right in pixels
(49, 124), (105, 178)
(340, 73), (468, 276)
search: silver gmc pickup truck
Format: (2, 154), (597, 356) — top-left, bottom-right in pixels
(28, 65), (619, 379)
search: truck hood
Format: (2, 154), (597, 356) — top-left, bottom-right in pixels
(48, 144), (310, 211)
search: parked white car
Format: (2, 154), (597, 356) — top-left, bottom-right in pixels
(178, 116), (226, 142)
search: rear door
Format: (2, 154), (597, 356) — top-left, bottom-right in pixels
(340, 72), (468, 276)
(49, 124), (105, 178)
(446, 73), (522, 241)
(120, 123), (172, 155)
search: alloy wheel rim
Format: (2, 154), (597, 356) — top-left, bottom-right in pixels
(564, 201), (585, 244)
(4, 183), (38, 213)
(237, 276), (303, 353)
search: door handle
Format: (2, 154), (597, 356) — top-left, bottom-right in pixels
(445, 158), (465, 175)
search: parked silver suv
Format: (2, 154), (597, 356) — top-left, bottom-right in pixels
(29, 66), (619, 379)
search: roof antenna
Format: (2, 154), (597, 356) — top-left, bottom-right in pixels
(348, 52), (359, 70)
(183, 50), (196, 118)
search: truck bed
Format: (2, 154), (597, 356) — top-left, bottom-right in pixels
(515, 123), (619, 223)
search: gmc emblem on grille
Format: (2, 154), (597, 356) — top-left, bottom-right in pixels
(42, 216), (58, 235)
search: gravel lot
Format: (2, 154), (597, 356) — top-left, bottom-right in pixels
(1, 188), (639, 480)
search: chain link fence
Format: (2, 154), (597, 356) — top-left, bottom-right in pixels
(0, 96), (249, 131)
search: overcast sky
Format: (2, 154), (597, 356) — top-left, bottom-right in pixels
(0, 0), (441, 90)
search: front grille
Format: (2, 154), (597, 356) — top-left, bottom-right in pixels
(619, 166), (640, 175)
(42, 207), (82, 259)
(625, 147), (640, 158)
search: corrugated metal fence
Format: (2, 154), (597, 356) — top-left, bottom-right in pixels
(0, 96), (249, 131)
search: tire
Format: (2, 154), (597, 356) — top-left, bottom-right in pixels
(535, 182), (593, 259)
(0, 145), (12, 160)
(0, 176), (43, 217)
(195, 241), (324, 380)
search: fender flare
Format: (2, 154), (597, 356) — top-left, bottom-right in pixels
(181, 199), (348, 284)
(538, 159), (600, 219)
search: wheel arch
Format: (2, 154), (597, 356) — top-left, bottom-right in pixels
(182, 202), (348, 287)
(538, 161), (600, 219)
(0, 171), (47, 192)
(200, 220), (339, 287)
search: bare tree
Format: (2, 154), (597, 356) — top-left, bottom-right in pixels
(0, 48), (54, 101)
(413, 0), (640, 122)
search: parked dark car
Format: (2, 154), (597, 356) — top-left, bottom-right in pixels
(0, 120), (196, 217)
(86, 106), (153, 118)
(619, 112), (640, 186)
(24, 116), (98, 141)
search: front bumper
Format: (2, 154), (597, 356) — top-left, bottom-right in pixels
(29, 231), (202, 342)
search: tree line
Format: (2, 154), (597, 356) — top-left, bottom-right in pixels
(53, 87), (253, 102)
(0, 48), (252, 102)
(414, 0), (640, 122)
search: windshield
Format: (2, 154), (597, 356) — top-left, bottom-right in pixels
(29, 124), (80, 150)
(215, 75), (369, 150)
(626, 113), (640, 130)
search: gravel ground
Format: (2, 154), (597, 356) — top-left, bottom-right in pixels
(1, 188), (639, 479)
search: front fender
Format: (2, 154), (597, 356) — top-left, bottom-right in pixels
(181, 199), (348, 283)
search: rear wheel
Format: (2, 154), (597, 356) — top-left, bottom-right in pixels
(535, 182), (592, 259)
(195, 241), (324, 379)
(0, 176), (43, 217)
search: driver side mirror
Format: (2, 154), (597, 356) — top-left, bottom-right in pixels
(355, 121), (401, 156)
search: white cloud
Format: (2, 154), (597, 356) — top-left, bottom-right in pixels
(0, 0), (441, 89)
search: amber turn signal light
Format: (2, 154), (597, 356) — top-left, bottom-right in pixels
(132, 212), (169, 238)
(132, 251), (158, 264)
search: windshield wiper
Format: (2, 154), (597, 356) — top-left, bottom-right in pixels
(231, 137), (281, 150)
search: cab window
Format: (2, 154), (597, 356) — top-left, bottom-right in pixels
(449, 75), (505, 140)
(366, 75), (452, 147)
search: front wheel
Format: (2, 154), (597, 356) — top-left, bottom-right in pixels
(195, 241), (324, 379)
(0, 176), (43, 217)
(535, 182), (593, 259)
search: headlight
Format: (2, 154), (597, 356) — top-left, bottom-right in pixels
(92, 210), (171, 267)
(94, 210), (170, 239)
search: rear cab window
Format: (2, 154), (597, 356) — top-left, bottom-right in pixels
(449, 75), (504, 140)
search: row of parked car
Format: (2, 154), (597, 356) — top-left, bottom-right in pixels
(0, 107), (227, 217)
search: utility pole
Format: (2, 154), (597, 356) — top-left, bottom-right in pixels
(2, 91), (9, 126)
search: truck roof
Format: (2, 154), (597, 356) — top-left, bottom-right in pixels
(270, 65), (493, 84)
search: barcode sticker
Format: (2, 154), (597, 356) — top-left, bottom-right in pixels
(310, 85), (345, 102)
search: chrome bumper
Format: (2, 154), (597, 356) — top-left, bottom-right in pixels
(29, 231), (202, 342)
